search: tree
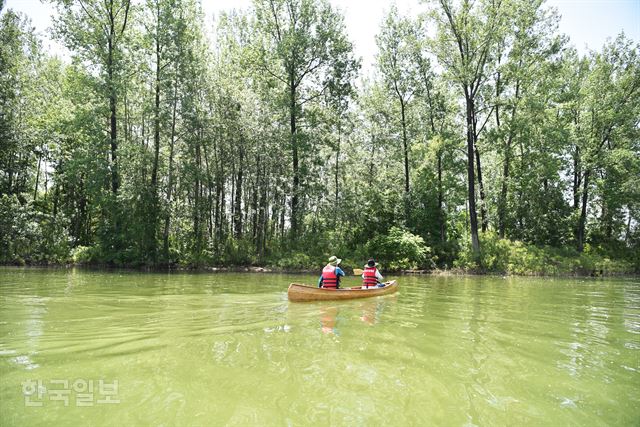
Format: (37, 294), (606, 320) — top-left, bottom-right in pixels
(252, 0), (358, 237)
(430, 0), (508, 253)
(376, 6), (419, 196)
(52, 0), (132, 195)
(572, 35), (640, 252)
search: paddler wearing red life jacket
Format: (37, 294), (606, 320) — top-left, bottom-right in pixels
(318, 256), (345, 289)
(361, 258), (384, 288)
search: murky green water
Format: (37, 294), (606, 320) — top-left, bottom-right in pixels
(0, 268), (638, 426)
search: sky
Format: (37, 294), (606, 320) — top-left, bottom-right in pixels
(3, 0), (640, 74)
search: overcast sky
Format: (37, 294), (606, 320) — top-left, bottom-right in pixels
(3, 0), (639, 75)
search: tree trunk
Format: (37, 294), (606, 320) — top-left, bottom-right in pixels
(573, 146), (581, 210)
(400, 98), (410, 194)
(474, 141), (487, 232)
(437, 152), (445, 243)
(465, 90), (480, 253)
(498, 80), (519, 238)
(290, 74), (300, 236)
(194, 139), (203, 258)
(162, 75), (179, 261)
(33, 151), (41, 201)
(425, 83), (445, 243)
(234, 145), (243, 239)
(577, 170), (590, 252)
(472, 106), (487, 233)
(151, 8), (161, 190)
(335, 123), (340, 209)
(107, 32), (119, 194)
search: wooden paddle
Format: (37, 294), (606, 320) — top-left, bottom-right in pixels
(353, 268), (363, 275)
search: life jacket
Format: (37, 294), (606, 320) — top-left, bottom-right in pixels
(321, 265), (339, 288)
(362, 266), (378, 287)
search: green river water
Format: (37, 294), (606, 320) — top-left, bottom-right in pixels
(0, 268), (638, 426)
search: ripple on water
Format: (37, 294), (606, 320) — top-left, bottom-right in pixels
(1, 270), (639, 426)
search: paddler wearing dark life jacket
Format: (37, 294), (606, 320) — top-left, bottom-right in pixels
(318, 256), (345, 289)
(361, 258), (384, 288)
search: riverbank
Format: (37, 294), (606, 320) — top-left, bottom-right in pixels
(2, 258), (637, 278)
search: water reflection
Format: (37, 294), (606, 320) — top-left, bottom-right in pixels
(320, 306), (339, 335)
(358, 299), (384, 326)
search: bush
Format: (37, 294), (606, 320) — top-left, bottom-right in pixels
(0, 195), (70, 264)
(71, 246), (94, 264)
(274, 252), (314, 270)
(454, 231), (635, 275)
(221, 238), (256, 266)
(366, 226), (432, 271)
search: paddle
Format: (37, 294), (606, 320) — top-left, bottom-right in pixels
(353, 268), (364, 275)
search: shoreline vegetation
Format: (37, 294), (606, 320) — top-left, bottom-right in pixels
(1, 1), (638, 279)
(2, 264), (635, 278)
(3, 235), (636, 277)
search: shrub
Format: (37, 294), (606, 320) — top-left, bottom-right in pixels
(274, 252), (313, 270)
(0, 195), (70, 264)
(71, 246), (94, 264)
(366, 226), (432, 271)
(454, 231), (635, 275)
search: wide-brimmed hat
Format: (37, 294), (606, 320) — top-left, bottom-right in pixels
(365, 258), (378, 267)
(328, 255), (342, 266)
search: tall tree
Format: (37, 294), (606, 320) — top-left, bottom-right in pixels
(430, 0), (508, 253)
(252, 0), (358, 237)
(376, 6), (419, 196)
(572, 35), (640, 252)
(52, 0), (132, 195)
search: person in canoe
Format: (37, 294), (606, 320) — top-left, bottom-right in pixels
(318, 255), (345, 289)
(362, 258), (384, 289)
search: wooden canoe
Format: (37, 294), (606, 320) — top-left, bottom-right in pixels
(288, 280), (398, 302)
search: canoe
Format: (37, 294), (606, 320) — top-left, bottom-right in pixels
(287, 280), (398, 302)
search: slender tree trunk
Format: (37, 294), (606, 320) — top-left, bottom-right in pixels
(151, 11), (161, 189)
(279, 192), (286, 238)
(234, 145), (243, 238)
(290, 73), (300, 236)
(162, 75), (179, 261)
(498, 80), (519, 238)
(625, 208), (632, 244)
(251, 159), (259, 243)
(472, 107), (487, 233)
(465, 89), (480, 253)
(577, 169), (590, 252)
(400, 98), (410, 194)
(573, 146), (581, 210)
(202, 142), (215, 240)
(437, 152), (445, 243)
(33, 151), (41, 201)
(107, 34), (119, 194)
(425, 83), (445, 243)
(335, 123), (340, 210)
(257, 169), (268, 259)
(498, 148), (510, 238)
(147, 9), (163, 262)
(474, 141), (487, 232)
(194, 139), (203, 258)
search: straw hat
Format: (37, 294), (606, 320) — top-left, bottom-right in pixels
(328, 255), (342, 266)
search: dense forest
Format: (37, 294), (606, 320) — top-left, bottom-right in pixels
(1, 0), (639, 274)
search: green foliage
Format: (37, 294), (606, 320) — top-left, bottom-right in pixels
(273, 252), (314, 270)
(221, 238), (256, 266)
(0, 1), (637, 276)
(455, 231), (635, 275)
(70, 246), (94, 264)
(365, 226), (432, 271)
(0, 195), (69, 264)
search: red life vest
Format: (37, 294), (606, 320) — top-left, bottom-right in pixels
(362, 266), (378, 287)
(322, 265), (338, 288)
